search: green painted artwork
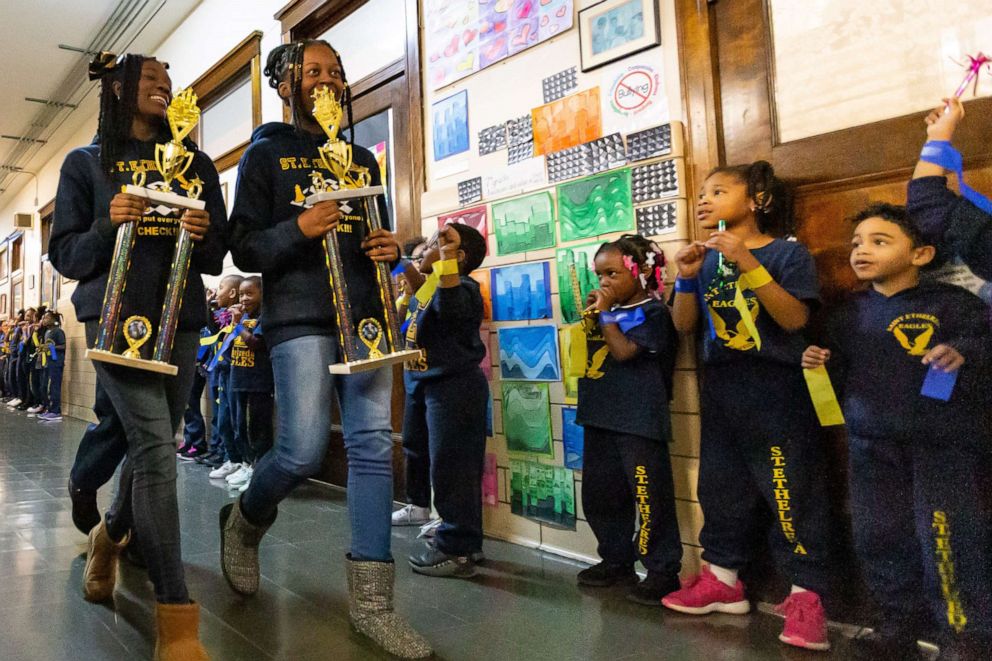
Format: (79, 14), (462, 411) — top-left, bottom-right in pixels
(555, 242), (602, 324)
(492, 191), (556, 256)
(510, 459), (576, 530)
(557, 168), (634, 242)
(501, 381), (553, 457)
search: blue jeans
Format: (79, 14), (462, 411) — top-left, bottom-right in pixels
(241, 334), (395, 561)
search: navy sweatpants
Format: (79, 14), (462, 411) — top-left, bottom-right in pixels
(401, 370), (431, 508)
(182, 369), (207, 451)
(232, 391), (274, 465)
(849, 431), (992, 644)
(581, 426), (683, 576)
(697, 361), (833, 595)
(402, 368), (488, 555)
(208, 364), (235, 461)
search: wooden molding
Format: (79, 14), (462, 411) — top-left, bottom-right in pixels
(37, 198), (55, 220)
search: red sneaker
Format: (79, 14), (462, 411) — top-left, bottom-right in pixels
(775, 591), (830, 651)
(661, 565), (750, 615)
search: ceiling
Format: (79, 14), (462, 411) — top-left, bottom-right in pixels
(0, 0), (201, 206)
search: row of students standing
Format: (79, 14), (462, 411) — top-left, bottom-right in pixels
(1, 307), (66, 421)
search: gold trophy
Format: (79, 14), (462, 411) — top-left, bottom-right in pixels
(307, 87), (421, 374)
(86, 88), (205, 376)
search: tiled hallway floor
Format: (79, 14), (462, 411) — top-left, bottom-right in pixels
(0, 410), (865, 660)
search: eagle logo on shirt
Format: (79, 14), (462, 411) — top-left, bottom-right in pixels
(706, 283), (761, 352)
(887, 313), (939, 356)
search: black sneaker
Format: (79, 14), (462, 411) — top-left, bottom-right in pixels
(196, 452), (224, 467)
(576, 561), (637, 587)
(68, 479), (100, 535)
(626, 571), (681, 606)
(409, 541), (477, 578)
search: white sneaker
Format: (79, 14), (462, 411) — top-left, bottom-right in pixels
(27, 405), (45, 414)
(6, 398), (21, 407)
(209, 461), (239, 479)
(227, 465), (252, 487)
(418, 517), (444, 539)
(238, 477), (251, 492)
(391, 504), (431, 526)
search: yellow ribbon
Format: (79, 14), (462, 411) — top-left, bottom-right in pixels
(732, 281), (762, 351)
(803, 366), (845, 426)
(433, 258), (460, 276)
(199, 324), (234, 346)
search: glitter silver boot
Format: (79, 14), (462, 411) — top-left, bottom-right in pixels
(220, 498), (274, 595)
(347, 555), (433, 659)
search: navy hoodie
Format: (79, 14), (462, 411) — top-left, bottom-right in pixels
(228, 123), (389, 349)
(822, 281), (990, 438)
(403, 276), (486, 380)
(49, 137), (227, 346)
(908, 176), (992, 281)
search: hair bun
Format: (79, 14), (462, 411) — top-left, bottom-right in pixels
(88, 51), (121, 81)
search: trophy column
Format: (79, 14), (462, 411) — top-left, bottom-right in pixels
(93, 222), (138, 353)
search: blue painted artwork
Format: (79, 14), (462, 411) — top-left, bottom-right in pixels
(432, 90), (470, 161)
(491, 262), (552, 321)
(498, 325), (560, 381)
(561, 407), (584, 470)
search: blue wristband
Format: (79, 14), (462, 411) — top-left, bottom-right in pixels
(674, 277), (699, 294)
(920, 141), (992, 215)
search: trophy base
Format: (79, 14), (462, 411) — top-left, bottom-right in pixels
(86, 349), (179, 376)
(123, 185), (206, 211)
(305, 185), (386, 206)
(328, 349), (423, 375)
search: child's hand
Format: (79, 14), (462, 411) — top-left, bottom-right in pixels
(589, 287), (616, 312)
(801, 345), (830, 369)
(925, 98), (964, 142)
(229, 304), (244, 324)
(362, 228), (400, 263)
(109, 193), (147, 227)
(922, 343), (964, 372)
(704, 230), (751, 265)
(297, 201), (341, 239)
(674, 241), (707, 278)
(437, 224), (462, 260)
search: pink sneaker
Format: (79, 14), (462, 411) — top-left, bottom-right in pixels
(661, 565), (750, 615)
(775, 591), (830, 651)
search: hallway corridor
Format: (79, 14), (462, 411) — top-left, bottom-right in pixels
(0, 411), (862, 660)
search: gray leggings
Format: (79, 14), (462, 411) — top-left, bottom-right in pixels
(87, 322), (197, 604)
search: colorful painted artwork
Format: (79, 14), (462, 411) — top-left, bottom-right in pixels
(424, 0), (574, 91)
(491, 262), (552, 321)
(432, 90), (470, 161)
(438, 206), (489, 255)
(498, 325), (561, 381)
(483, 453), (499, 506)
(561, 407), (584, 470)
(492, 191), (556, 256)
(469, 270), (493, 321)
(510, 459), (576, 530)
(555, 242), (602, 323)
(531, 88), (602, 157)
(558, 168), (634, 242)
(502, 381), (553, 456)
(558, 325), (586, 404)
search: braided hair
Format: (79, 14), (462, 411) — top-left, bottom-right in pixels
(93, 54), (168, 177)
(596, 234), (668, 297)
(264, 40), (354, 144)
(708, 160), (795, 236)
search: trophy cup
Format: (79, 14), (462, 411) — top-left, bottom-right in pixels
(86, 88), (205, 376)
(306, 87), (421, 374)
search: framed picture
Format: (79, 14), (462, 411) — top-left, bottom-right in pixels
(578, 0), (660, 72)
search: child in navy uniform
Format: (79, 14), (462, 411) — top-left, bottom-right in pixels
(402, 223), (489, 578)
(666, 161), (833, 651)
(803, 203), (992, 660)
(201, 274), (243, 473)
(39, 311), (66, 422)
(575, 234), (683, 606)
(227, 276), (274, 492)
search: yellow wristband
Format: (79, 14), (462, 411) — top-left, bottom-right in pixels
(435, 258), (460, 276)
(741, 265), (773, 289)
(395, 294), (411, 311)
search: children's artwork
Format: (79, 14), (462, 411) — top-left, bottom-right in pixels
(498, 325), (560, 381)
(508, 141), (535, 165)
(457, 177), (483, 205)
(483, 158), (547, 199)
(626, 124), (674, 162)
(502, 382), (553, 456)
(636, 200), (680, 237)
(469, 270), (493, 320)
(482, 453), (499, 505)
(561, 407), (584, 470)
(439, 206), (489, 254)
(424, 0), (575, 91)
(546, 133), (626, 184)
(506, 114), (533, 146)
(555, 243), (601, 323)
(492, 191), (556, 256)
(558, 325), (586, 404)
(631, 159), (680, 203)
(478, 124), (508, 155)
(491, 262), (552, 321)
(532, 88), (602, 157)
(557, 169), (634, 242)
(432, 90), (470, 161)
(510, 459), (576, 530)
(543, 66), (579, 104)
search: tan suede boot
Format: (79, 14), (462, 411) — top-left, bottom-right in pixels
(153, 602), (209, 661)
(83, 518), (130, 602)
(347, 555), (433, 659)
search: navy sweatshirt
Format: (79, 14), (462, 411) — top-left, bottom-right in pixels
(908, 176), (992, 281)
(404, 276), (486, 380)
(228, 123), (390, 349)
(49, 137), (226, 339)
(822, 282), (990, 438)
